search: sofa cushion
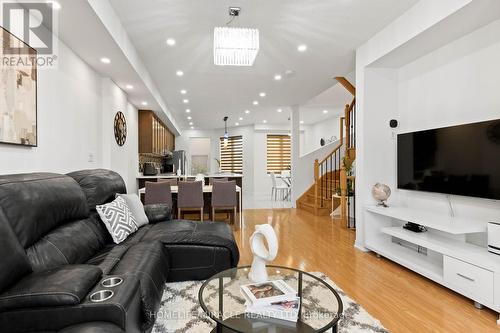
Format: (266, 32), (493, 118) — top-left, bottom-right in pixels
(0, 209), (32, 292)
(110, 242), (168, 331)
(0, 173), (89, 248)
(0, 265), (102, 312)
(116, 193), (148, 227)
(85, 225), (153, 275)
(142, 219), (240, 266)
(144, 204), (172, 223)
(27, 217), (108, 272)
(67, 169), (126, 210)
(96, 197), (139, 244)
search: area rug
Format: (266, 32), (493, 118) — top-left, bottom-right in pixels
(152, 273), (388, 333)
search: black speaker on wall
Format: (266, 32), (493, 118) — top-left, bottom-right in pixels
(389, 119), (398, 128)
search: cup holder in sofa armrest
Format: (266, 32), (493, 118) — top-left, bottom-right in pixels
(89, 290), (114, 303)
(102, 277), (123, 288)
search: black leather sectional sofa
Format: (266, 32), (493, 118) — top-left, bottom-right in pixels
(0, 169), (239, 333)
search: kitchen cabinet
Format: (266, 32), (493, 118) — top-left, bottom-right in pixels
(139, 110), (175, 154)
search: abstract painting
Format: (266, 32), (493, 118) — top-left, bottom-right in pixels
(0, 27), (37, 146)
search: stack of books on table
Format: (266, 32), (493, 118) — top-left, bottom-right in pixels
(240, 280), (300, 322)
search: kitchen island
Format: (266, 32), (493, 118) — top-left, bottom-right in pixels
(137, 173), (242, 188)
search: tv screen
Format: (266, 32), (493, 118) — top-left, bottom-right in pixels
(397, 119), (500, 200)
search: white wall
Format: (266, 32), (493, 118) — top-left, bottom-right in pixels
(301, 115), (342, 156)
(101, 78), (139, 193)
(395, 18), (500, 221)
(0, 37), (140, 193)
(356, 1), (500, 250)
(0, 37), (103, 174)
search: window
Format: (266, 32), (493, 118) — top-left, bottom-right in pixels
(267, 134), (291, 174)
(219, 135), (243, 173)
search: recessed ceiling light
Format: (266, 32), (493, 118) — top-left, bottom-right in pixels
(274, 74), (282, 81)
(323, 109), (329, 114)
(235, 122), (239, 126)
(141, 101), (148, 106)
(239, 117), (243, 121)
(253, 101), (259, 106)
(46, 1), (61, 10)
(190, 126), (194, 129)
(245, 110), (250, 114)
(263, 120), (267, 124)
(187, 116), (192, 120)
(166, 38), (176, 46)
(100, 57), (111, 64)
(183, 99), (189, 104)
(125, 85), (134, 90)
(277, 108), (282, 113)
(180, 89), (187, 94)
(259, 92), (266, 98)
(297, 44), (307, 52)
(185, 109), (191, 113)
(189, 122), (193, 125)
(300, 120), (304, 124)
(176, 70), (184, 77)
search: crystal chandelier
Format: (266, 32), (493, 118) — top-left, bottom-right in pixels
(214, 8), (259, 66)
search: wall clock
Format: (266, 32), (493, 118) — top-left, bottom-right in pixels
(114, 111), (127, 146)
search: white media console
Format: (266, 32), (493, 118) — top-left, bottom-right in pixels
(364, 205), (500, 324)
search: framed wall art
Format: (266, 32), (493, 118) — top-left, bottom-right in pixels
(0, 27), (38, 147)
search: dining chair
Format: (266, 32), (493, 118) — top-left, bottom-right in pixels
(177, 181), (204, 221)
(145, 181), (172, 207)
(209, 177), (228, 185)
(270, 172), (289, 201)
(211, 180), (237, 224)
(281, 170), (292, 201)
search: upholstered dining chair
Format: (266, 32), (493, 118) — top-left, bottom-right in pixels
(209, 177), (228, 185)
(211, 180), (237, 224)
(177, 181), (204, 221)
(145, 181), (172, 207)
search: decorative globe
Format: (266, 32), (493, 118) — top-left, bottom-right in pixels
(372, 183), (391, 207)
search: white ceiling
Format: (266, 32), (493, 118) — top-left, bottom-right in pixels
(109, 0), (418, 130)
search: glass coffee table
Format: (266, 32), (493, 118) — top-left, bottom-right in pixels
(198, 266), (343, 332)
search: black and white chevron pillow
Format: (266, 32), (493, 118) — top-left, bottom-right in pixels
(96, 196), (139, 244)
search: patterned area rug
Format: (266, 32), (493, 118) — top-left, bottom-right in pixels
(152, 273), (388, 333)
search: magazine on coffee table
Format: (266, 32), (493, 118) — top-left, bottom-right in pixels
(246, 297), (300, 322)
(240, 280), (297, 307)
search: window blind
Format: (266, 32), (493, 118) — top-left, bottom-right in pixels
(219, 135), (243, 173)
(267, 134), (291, 173)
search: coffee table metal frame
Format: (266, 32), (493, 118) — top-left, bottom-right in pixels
(198, 265), (343, 333)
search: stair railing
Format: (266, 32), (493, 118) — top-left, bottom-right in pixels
(314, 117), (344, 210)
(340, 99), (356, 228)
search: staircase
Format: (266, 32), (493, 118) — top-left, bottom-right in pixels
(297, 77), (356, 226)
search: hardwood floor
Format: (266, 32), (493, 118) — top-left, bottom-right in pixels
(233, 208), (499, 333)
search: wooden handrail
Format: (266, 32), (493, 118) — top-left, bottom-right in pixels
(335, 77), (356, 96)
(309, 77), (356, 216)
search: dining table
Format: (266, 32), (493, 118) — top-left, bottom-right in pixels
(139, 185), (242, 227)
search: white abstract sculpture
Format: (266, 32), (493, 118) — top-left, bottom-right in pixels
(248, 224), (278, 283)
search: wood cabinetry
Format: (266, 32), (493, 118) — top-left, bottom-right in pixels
(139, 110), (175, 154)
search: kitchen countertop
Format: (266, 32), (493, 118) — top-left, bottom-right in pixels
(137, 173), (243, 179)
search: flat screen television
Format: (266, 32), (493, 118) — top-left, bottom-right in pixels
(397, 119), (500, 200)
